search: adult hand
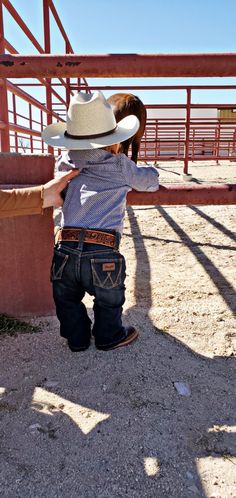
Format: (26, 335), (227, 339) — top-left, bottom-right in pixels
(42, 169), (80, 208)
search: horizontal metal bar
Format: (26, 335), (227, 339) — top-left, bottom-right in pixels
(14, 83), (236, 90)
(73, 84), (236, 91)
(127, 184), (236, 205)
(9, 123), (41, 136)
(1, 53), (236, 78)
(1, 183), (235, 205)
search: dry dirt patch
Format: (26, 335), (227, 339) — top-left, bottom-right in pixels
(0, 161), (235, 498)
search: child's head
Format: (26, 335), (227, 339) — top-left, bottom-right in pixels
(42, 91), (140, 152)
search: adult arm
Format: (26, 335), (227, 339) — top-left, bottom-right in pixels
(0, 170), (79, 218)
(0, 186), (43, 218)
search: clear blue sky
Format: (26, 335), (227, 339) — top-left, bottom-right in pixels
(3, 0), (236, 104)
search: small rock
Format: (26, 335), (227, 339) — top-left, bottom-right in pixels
(186, 471), (194, 480)
(29, 423), (42, 432)
(44, 381), (59, 388)
(174, 382), (191, 396)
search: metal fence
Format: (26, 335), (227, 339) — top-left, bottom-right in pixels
(1, 0), (236, 175)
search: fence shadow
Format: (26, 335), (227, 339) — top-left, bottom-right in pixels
(156, 206), (236, 316)
(0, 205), (235, 498)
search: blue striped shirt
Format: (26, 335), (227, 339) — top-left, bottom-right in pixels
(56, 149), (159, 234)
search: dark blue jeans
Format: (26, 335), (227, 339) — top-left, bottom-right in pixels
(51, 232), (127, 349)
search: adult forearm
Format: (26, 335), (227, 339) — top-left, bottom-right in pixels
(0, 186), (43, 219)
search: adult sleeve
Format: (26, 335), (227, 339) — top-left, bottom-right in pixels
(122, 155), (159, 192)
(0, 186), (43, 218)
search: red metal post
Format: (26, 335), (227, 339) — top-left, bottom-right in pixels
(29, 103), (33, 152)
(215, 123), (220, 163)
(233, 129), (236, 149)
(66, 41), (71, 108)
(155, 119), (158, 160)
(0, 0), (10, 151)
(12, 92), (18, 151)
(40, 110), (44, 153)
(178, 131), (181, 158)
(192, 129), (195, 160)
(184, 88), (191, 174)
(43, 0), (53, 154)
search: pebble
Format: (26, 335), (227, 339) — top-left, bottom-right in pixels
(44, 381), (59, 388)
(173, 382), (191, 396)
(29, 423), (42, 432)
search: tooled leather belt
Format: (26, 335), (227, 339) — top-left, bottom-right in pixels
(55, 228), (116, 248)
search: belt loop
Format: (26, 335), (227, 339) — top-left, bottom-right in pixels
(77, 228), (86, 251)
(114, 231), (120, 250)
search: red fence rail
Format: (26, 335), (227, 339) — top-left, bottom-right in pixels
(0, 0), (236, 173)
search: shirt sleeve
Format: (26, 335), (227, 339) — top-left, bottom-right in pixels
(0, 186), (43, 218)
(56, 153), (75, 172)
(55, 154), (73, 172)
(121, 155), (159, 192)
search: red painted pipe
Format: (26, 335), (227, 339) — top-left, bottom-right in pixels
(1, 53), (236, 78)
(127, 184), (236, 205)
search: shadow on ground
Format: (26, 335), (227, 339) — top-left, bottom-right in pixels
(0, 205), (235, 498)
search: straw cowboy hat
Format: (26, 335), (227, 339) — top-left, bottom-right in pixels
(42, 91), (140, 150)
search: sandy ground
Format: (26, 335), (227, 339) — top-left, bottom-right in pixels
(0, 161), (236, 498)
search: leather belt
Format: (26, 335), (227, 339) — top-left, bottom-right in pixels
(55, 228), (116, 248)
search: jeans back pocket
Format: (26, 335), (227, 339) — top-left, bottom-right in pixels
(91, 257), (125, 289)
(50, 250), (69, 282)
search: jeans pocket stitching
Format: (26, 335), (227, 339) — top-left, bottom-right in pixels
(51, 253), (69, 281)
(91, 258), (123, 289)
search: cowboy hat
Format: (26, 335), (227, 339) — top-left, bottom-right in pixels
(42, 91), (140, 150)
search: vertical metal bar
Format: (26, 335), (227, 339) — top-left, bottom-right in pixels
(12, 92), (18, 152)
(144, 128), (147, 161)
(177, 131), (181, 159)
(0, 0), (10, 151)
(40, 110), (44, 153)
(65, 41), (71, 108)
(218, 121), (222, 162)
(184, 88), (191, 174)
(155, 119), (158, 161)
(29, 103), (33, 152)
(215, 124), (219, 164)
(230, 127), (236, 162)
(192, 129), (195, 160)
(232, 128), (236, 151)
(156, 119), (160, 159)
(43, 0), (53, 154)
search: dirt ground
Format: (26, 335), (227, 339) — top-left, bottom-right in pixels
(0, 161), (235, 498)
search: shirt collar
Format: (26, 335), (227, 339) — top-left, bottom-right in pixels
(68, 149), (111, 164)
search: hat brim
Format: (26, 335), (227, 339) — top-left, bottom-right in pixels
(42, 115), (140, 150)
